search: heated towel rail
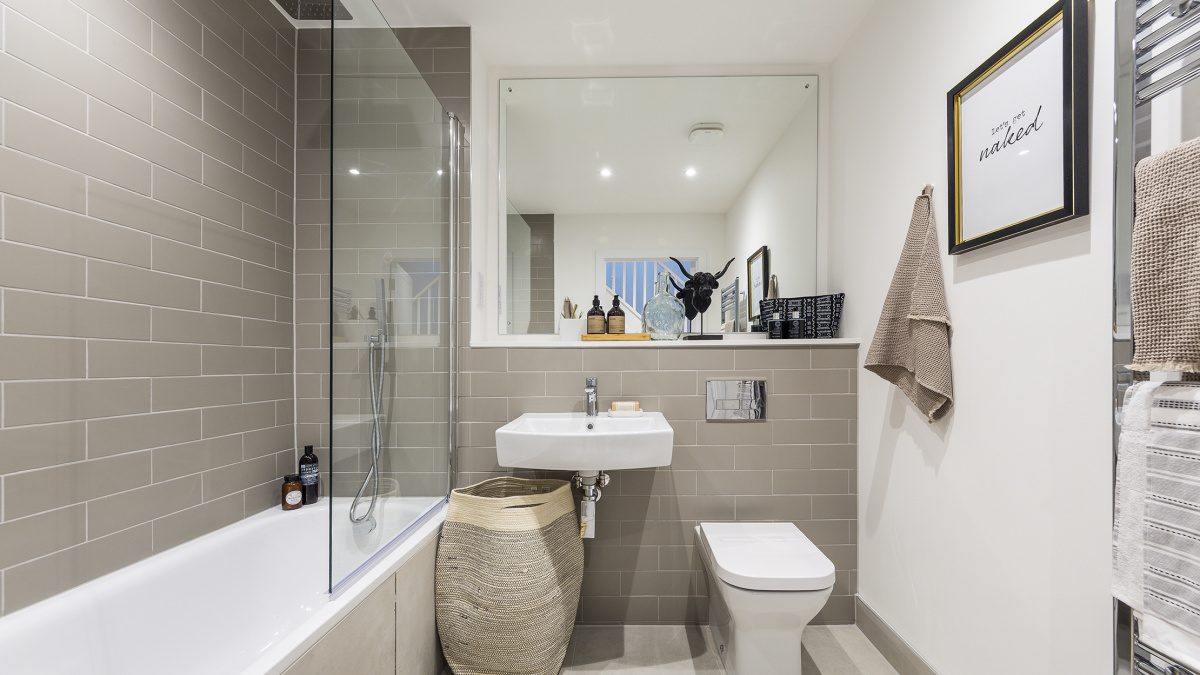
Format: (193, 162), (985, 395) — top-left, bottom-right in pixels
(1113, 1), (1200, 673)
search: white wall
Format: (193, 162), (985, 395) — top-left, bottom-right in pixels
(554, 213), (727, 330)
(726, 94), (819, 299)
(829, 1), (1114, 673)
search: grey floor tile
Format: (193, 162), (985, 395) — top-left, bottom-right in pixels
(562, 625), (724, 673)
(441, 624), (892, 675)
(802, 626), (899, 675)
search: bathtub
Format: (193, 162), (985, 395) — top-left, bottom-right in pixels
(0, 497), (446, 675)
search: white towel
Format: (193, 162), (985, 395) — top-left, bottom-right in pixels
(1141, 382), (1200, 670)
(1142, 616), (1200, 673)
(1114, 381), (1158, 610)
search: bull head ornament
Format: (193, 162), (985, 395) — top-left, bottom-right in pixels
(668, 257), (734, 321)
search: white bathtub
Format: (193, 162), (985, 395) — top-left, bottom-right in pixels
(0, 497), (446, 675)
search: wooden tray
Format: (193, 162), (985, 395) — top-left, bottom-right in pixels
(580, 333), (652, 341)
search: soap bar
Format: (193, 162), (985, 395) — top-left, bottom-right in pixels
(611, 401), (641, 412)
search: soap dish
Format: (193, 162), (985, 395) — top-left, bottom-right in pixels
(608, 410), (644, 418)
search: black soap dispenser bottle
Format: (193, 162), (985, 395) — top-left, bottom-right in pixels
(299, 445), (319, 504)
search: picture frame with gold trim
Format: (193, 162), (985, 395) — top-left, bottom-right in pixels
(946, 0), (1089, 255)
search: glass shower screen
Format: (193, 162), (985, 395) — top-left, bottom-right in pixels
(329, 2), (452, 592)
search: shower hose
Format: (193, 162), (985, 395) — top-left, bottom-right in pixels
(350, 334), (385, 524)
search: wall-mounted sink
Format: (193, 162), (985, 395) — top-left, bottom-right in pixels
(495, 412), (674, 471)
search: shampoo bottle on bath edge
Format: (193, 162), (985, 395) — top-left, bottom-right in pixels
(299, 445), (319, 504)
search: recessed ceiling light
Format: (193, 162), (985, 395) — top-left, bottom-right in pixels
(348, 168), (360, 175)
(437, 169), (444, 175)
(685, 168), (697, 177)
(600, 168), (612, 177)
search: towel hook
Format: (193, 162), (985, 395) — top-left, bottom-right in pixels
(922, 184), (934, 197)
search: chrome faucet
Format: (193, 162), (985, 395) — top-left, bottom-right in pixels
(585, 377), (598, 417)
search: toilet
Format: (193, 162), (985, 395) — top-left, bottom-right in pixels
(696, 522), (835, 674)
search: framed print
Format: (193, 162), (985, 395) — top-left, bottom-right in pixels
(947, 0), (1089, 255)
(746, 246), (769, 324)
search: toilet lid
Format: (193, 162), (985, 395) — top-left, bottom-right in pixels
(699, 522), (835, 591)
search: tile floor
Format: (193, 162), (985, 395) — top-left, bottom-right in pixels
(803, 626), (900, 675)
(439, 624), (900, 674)
(560, 625), (724, 673)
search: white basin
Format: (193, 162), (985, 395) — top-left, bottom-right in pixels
(495, 412), (674, 471)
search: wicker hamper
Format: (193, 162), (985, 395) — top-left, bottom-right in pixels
(435, 477), (583, 675)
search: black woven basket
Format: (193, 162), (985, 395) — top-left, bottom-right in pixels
(760, 293), (845, 339)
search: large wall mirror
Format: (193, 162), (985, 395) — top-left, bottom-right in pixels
(498, 75), (818, 335)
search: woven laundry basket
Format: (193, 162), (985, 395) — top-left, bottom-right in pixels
(436, 477), (583, 675)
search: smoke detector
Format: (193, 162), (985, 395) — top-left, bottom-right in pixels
(689, 123), (724, 146)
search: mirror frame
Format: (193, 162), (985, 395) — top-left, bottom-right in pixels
(469, 65), (832, 346)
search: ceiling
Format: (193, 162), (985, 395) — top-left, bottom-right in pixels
(503, 76), (816, 215)
(371, 0), (877, 68)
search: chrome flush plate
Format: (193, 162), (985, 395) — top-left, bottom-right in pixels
(706, 380), (766, 421)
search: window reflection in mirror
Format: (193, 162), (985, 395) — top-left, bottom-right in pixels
(499, 75), (818, 336)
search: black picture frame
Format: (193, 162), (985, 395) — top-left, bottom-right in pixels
(946, 0), (1089, 255)
(746, 246), (769, 325)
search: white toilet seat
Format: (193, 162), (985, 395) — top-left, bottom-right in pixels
(699, 522), (836, 591)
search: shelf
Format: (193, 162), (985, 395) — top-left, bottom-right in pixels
(469, 336), (861, 349)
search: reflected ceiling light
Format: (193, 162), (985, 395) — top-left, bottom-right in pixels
(348, 168), (360, 174)
(685, 167), (697, 177)
(600, 167), (612, 177)
(437, 169), (444, 175)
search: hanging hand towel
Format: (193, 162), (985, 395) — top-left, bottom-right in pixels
(864, 186), (954, 422)
(1129, 136), (1200, 372)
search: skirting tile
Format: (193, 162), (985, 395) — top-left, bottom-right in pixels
(855, 597), (938, 675)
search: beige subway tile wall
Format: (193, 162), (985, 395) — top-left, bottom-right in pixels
(295, 27), (467, 499)
(293, 27), (330, 473)
(459, 347), (859, 625)
(0, 0), (297, 615)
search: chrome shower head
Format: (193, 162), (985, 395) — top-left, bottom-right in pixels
(375, 278), (388, 341)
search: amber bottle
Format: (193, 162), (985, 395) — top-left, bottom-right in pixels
(607, 296), (625, 334)
(587, 295), (606, 334)
(282, 475), (303, 510)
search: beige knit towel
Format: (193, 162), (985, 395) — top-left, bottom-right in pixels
(865, 186), (954, 422)
(1129, 136), (1200, 372)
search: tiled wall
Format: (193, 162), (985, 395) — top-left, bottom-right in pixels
(391, 28), (470, 129)
(295, 27), (465, 498)
(457, 346), (859, 625)
(295, 27), (330, 457)
(0, 0), (296, 615)
(525, 213), (555, 334)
